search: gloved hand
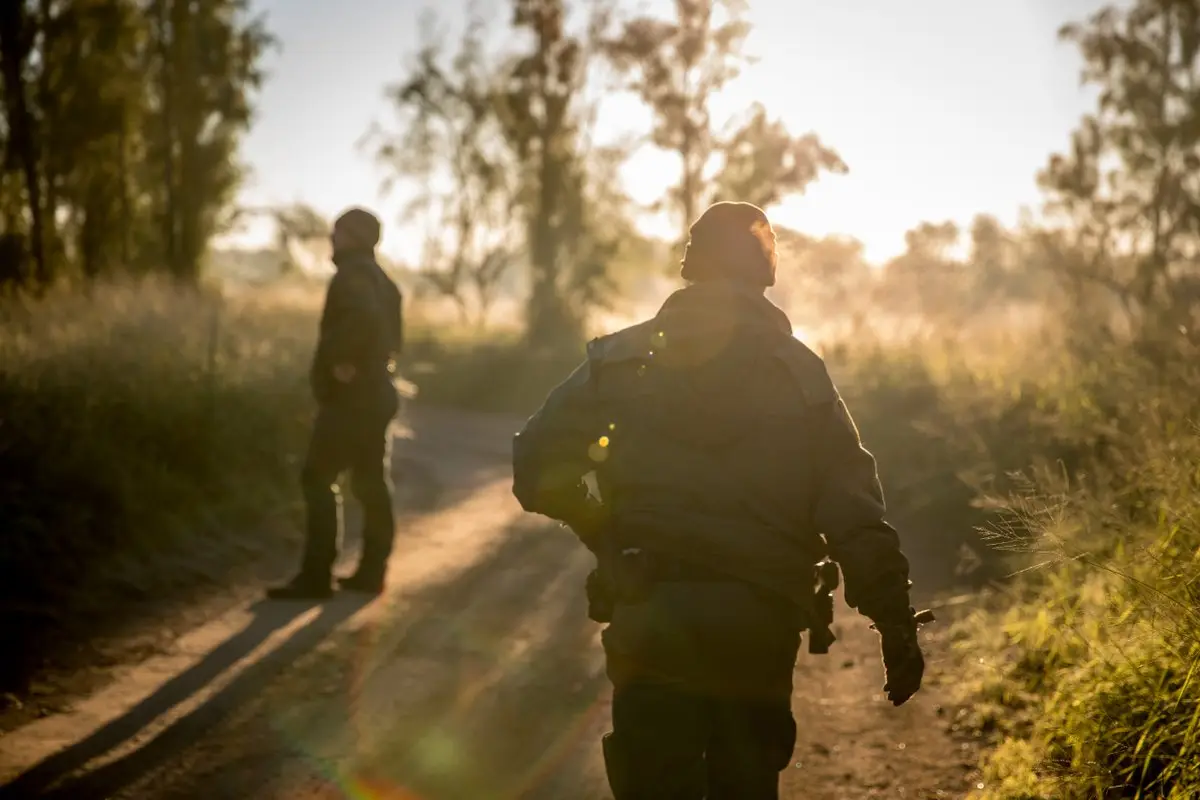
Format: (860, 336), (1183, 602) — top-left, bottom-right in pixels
(871, 608), (931, 706)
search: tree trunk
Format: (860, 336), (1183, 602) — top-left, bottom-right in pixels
(156, 0), (179, 276)
(525, 17), (570, 345)
(0, 0), (48, 287)
(36, 0), (58, 274)
(174, 0), (201, 282)
(680, 127), (697, 245)
(118, 115), (131, 267)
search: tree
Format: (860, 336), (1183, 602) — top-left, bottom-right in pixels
(712, 102), (846, 211)
(604, 0), (750, 244)
(142, 0), (273, 282)
(367, 7), (520, 327)
(771, 228), (872, 332)
(964, 213), (1056, 310)
(267, 202), (329, 275)
(878, 221), (968, 323)
(498, 0), (624, 344)
(0, 0), (272, 289)
(605, 0), (845, 266)
(1039, 0), (1200, 342)
(44, 0), (148, 278)
(0, 0), (47, 286)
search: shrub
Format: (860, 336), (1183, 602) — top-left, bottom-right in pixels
(0, 279), (316, 690)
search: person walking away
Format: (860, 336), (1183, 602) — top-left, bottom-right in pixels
(268, 207), (404, 600)
(511, 201), (928, 799)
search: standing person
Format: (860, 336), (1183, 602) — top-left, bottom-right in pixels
(268, 207), (403, 601)
(511, 201), (928, 799)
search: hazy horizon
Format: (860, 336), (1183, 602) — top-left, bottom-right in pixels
(225, 0), (1114, 266)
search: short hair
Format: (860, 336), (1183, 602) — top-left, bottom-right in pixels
(333, 207), (382, 250)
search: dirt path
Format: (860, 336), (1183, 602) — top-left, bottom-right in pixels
(0, 406), (985, 799)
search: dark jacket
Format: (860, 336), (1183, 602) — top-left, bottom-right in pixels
(310, 252), (403, 407)
(511, 281), (911, 623)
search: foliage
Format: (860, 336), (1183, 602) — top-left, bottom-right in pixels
(0, 278), (314, 691)
(712, 102), (846, 212)
(602, 0), (750, 239)
(233, 201), (331, 276)
(934, 7), (1200, 796)
(366, 6), (520, 327)
(947, 337), (1200, 798)
(0, 0), (273, 288)
(1038, 0), (1200, 346)
(496, 0), (622, 344)
(603, 0), (844, 243)
(11, 5), (1200, 797)
(368, 0), (641, 345)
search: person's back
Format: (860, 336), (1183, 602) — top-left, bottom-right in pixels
(512, 201), (927, 799)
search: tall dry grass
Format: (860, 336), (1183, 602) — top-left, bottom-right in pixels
(0, 275), (590, 693)
(774, 312), (1200, 797)
(0, 279), (317, 690)
(934, 332), (1200, 799)
(11, 275), (1200, 798)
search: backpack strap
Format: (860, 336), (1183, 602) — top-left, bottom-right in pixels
(586, 320), (657, 366)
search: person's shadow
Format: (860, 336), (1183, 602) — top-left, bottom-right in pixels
(1, 593), (370, 799)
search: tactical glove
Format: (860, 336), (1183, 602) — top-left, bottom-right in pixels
(871, 608), (933, 706)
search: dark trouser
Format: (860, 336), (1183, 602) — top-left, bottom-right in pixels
(603, 683), (796, 800)
(298, 390), (398, 582)
(600, 580), (802, 800)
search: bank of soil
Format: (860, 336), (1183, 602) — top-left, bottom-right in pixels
(0, 406), (987, 799)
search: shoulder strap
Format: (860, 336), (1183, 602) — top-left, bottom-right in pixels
(587, 320), (657, 365)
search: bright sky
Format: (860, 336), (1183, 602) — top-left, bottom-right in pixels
(229, 0), (1113, 265)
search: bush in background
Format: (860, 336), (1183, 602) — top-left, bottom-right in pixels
(946, 335), (1200, 799)
(0, 279), (316, 691)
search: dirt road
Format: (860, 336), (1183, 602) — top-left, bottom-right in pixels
(0, 406), (985, 799)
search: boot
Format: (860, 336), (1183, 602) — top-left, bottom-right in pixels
(337, 568), (386, 596)
(266, 573), (333, 601)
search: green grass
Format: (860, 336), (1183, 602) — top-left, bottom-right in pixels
(795, 322), (1200, 798)
(939, 334), (1200, 799)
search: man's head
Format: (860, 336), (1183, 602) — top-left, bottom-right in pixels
(680, 201), (778, 288)
(331, 207), (382, 257)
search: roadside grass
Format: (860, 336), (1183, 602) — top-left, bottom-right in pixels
(11, 276), (1200, 797)
(943, 338), (1200, 799)
(0, 278), (315, 692)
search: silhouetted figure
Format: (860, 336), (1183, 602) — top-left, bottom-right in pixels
(512, 201), (927, 799)
(269, 207), (403, 601)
